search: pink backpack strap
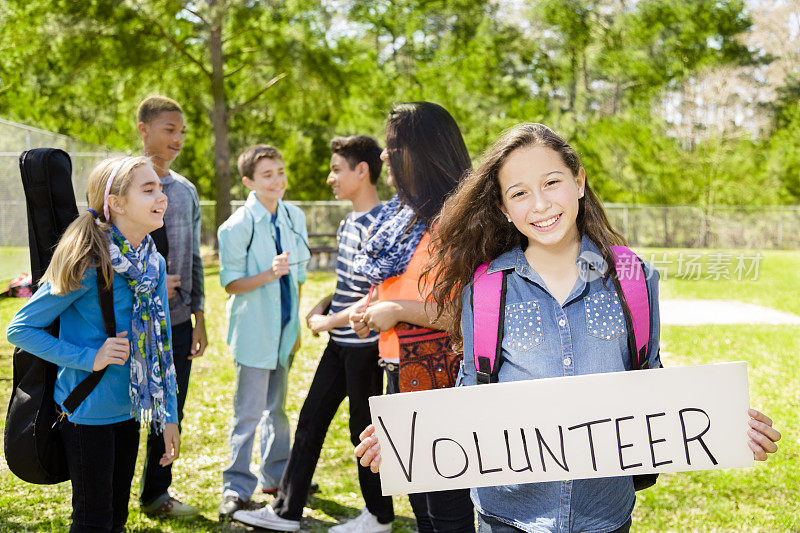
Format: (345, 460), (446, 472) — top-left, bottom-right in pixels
(610, 246), (650, 370)
(472, 263), (507, 383)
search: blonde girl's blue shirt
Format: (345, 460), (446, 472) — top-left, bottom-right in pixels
(460, 236), (661, 533)
(218, 193), (309, 369)
(6, 256), (178, 426)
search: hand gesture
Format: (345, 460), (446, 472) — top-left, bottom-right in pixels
(306, 299), (329, 322)
(307, 314), (331, 336)
(166, 274), (181, 299)
(363, 301), (402, 332)
(349, 308), (371, 339)
(747, 409), (781, 461)
(93, 332), (130, 371)
(272, 252), (290, 278)
(188, 313), (207, 360)
(355, 424), (382, 473)
(160, 422), (181, 466)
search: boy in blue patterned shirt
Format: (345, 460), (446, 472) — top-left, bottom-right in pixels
(233, 136), (394, 532)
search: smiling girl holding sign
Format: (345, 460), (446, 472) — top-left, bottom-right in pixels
(356, 123), (781, 533)
(7, 156), (180, 532)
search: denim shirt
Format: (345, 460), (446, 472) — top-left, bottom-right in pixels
(218, 193), (309, 369)
(460, 236), (661, 533)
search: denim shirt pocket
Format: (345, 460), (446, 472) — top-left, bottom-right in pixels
(504, 300), (544, 351)
(584, 289), (626, 340)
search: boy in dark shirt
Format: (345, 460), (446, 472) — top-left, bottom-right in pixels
(136, 95), (206, 517)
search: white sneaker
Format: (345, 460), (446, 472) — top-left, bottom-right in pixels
(232, 505), (300, 531)
(329, 508), (392, 533)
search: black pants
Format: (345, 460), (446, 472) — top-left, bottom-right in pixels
(61, 417), (140, 532)
(384, 366), (475, 532)
(140, 320), (193, 506)
(273, 340), (393, 523)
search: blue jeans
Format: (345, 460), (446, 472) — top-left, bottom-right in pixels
(478, 514), (632, 532)
(222, 360), (291, 500)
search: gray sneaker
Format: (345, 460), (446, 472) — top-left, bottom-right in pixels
(142, 496), (199, 518)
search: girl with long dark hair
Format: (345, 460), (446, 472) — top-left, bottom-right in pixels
(357, 123), (780, 532)
(349, 101), (476, 533)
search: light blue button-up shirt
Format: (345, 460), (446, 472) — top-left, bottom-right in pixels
(218, 192), (309, 369)
(460, 236), (661, 533)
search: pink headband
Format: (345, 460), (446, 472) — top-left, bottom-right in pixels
(103, 157), (134, 220)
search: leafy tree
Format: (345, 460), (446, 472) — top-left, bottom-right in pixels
(0, 0), (346, 238)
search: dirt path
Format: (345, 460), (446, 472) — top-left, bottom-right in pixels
(660, 299), (800, 326)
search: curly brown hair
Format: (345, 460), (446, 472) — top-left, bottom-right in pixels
(425, 123), (626, 349)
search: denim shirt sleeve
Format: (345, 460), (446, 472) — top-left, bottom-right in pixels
(643, 259), (662, 369)
(459, 284), (478, 387)
(6, 276), (97, 372)
(218, 211), (251, 289)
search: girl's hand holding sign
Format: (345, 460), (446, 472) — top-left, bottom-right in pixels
(747, 409), (781, 460)
(355, 424), (382, 473)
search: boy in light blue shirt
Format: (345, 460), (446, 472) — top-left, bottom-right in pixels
(217, 144), (310, 520)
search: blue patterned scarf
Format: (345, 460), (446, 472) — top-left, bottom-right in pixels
(108, 225), (177, 432)
(353, 195), (427, 285)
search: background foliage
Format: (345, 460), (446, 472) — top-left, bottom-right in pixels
(1, 0), (798, 216)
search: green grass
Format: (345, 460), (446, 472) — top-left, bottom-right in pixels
(633, 324), (800, 531)
(635, 248), (800, 315)
(0, 254), (798, 532)
(0, 247), (30, 285)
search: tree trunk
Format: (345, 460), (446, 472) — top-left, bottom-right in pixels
(209, 15), (230, 249)
(569, 48), (577, 112)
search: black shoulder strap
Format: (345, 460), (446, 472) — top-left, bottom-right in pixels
(150, 225), (169, 261)
(61, 271), (115, 414)
(245, 208), (256, 254)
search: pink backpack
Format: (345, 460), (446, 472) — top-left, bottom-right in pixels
(472, 245), (652, 383)
(471, 245), (658, 490)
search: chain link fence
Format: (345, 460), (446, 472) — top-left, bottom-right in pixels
(199, 201), (800, 268)
(604, 204), (800, 249)
(0, 118), (122, 247)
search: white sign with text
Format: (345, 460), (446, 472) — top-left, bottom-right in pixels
(370, 362), (752, 496)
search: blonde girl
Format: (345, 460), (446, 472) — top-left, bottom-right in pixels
(7, 156), (180, 532)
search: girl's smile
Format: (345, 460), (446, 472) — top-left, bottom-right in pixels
(499, 145), (584, 251)
(108, 165), (168, 246)
(529, 213), (562, 230)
